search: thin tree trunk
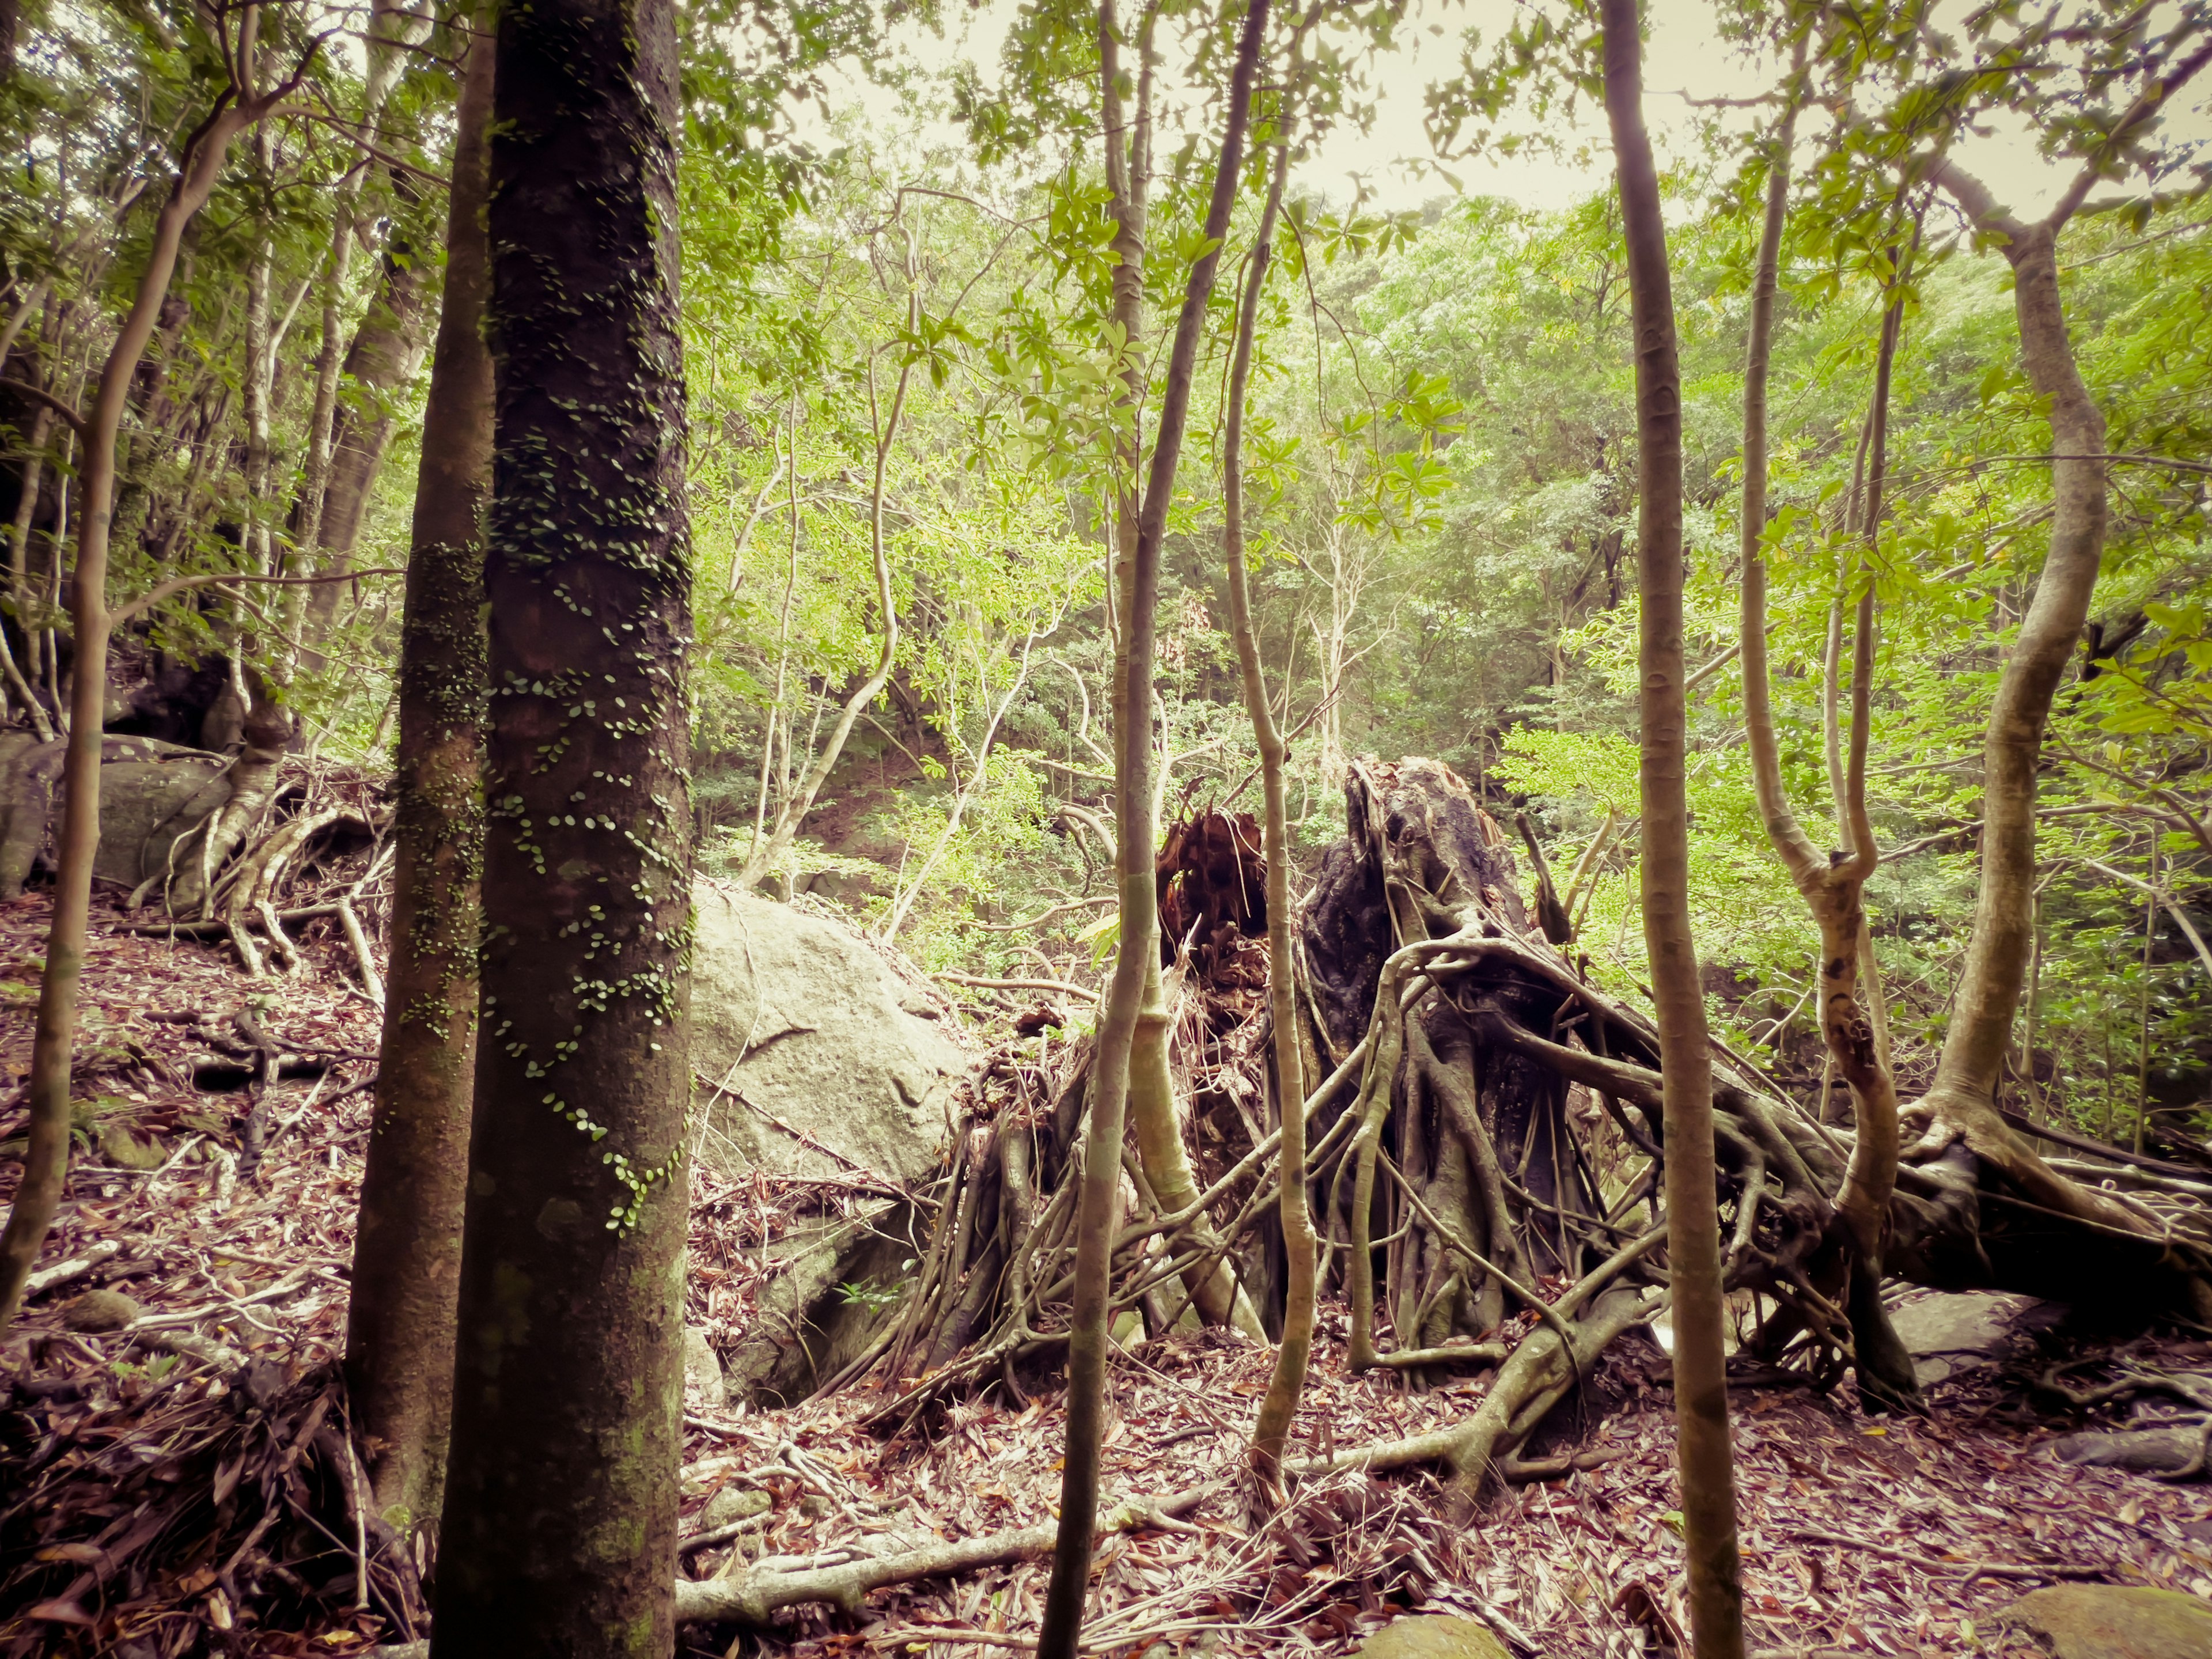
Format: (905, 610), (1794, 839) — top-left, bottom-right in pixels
(1601, 5), (1742, 1657)
(734, 268), (911, 893)
(430, 0), (692, 1641)
(344, 3), (494, 1538)
(4, 406), (54, 740)
(293, 0), (419, 570)
(1736, 72), (1917, 1409)
(0, 25), (291, 1328)
(293, 217), (434, 658)
(1036, 2), (1268, 1653)
(1230, 139), (1309, 1478)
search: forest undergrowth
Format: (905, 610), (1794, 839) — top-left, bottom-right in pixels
(5, 888), (2212, 1659)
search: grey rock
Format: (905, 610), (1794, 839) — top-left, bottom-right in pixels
(683, 1323), (726, 1408)
(2051, 1424), (2209, 1475)
(690, 881), (969, 1185)
(1887, 1290), (2051, 1385)
(721, 1199), (922, 1408)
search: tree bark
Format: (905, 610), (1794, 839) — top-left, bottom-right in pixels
(1911, 40), (2212, 1249)
(1036, 3), (1267, 1654)
(1228, 142), (1312, 1492)
(1602, 4), (1743, 1656)
(429, 0), (692, 1642)
(1737, 77), (1917, 1408)
(0, 32), (292, 1328)
(294, 213), (434, 657)
(344, 4), (493, 1541)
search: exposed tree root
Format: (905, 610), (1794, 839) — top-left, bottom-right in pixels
(848, 757), (2212, 1548)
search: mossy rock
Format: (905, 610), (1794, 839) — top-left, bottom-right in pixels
(99, 1123), (167, 1171)
(1354, 1616), (1510, 1659)
(1998, 1585), (2212, 1658)
(60, 1289), (141, 1332)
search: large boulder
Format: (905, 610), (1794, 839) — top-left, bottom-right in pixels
(721, 1199), (921, 1408)
(0, 732), (227, 898)
(689, 885), (971, 1407)
(690, 882), (968, 1184)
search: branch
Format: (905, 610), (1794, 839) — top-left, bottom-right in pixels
(933, 972), (1099, 1001)
(673, 1486), (1211, 1624)
(108, 566), (404, 627)
(2047, 35), (2212, 230)
(1, 380), (87, 441)
(1925, 154), (2027, 245)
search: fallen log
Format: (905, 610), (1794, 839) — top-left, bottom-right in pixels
(672, 1485), (1211, 1625)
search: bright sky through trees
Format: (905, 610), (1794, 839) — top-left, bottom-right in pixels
(805, 0), (2212, 215)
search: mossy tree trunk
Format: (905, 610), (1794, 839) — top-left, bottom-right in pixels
(343, 2), (493, 1543)
(429, 0), (694, 1643)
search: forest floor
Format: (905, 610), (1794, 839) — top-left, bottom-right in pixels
(3, 890), (2212, 1657)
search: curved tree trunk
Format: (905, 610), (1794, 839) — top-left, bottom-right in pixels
(1914, 46), (2212, 1275)
(430, 0), (693, 1644)
(0, 38), (291, 1330)
(344, 2), (494, 1540)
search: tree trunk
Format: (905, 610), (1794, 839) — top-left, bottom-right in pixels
(1736, 74), (1917, 1409)
(1036, 3), (1268, 1654)
(1222, 142), (1313, 1466)
(1912, 47), (2211, 1262)
(292, 0), (420, 578)
(295, 199), (434, 659)
(343, 5), (493, 1541)
(429, 0), (693, 1643)
(0, 43), (284, 1327)
(1602, 5), (1743, 1657)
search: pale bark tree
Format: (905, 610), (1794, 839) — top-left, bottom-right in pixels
(1228, 137), (1317, 1490)
(1736, 56), (1918, 1406)
(1906, 35), (2212, 1247)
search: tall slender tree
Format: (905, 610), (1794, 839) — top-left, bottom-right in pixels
(343, 0), (493, 1536)
(429, 0), (694, 1641)
(0, 12), (307, 1329)
(1035, 2), (1270, 1654)
(1736, 47), (1919, 1408)
(1600, 1), (1742, 1655)
(1226, 137), (1314, 1491)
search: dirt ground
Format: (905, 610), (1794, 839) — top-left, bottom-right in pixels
(4, 890), (2211, 1657)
